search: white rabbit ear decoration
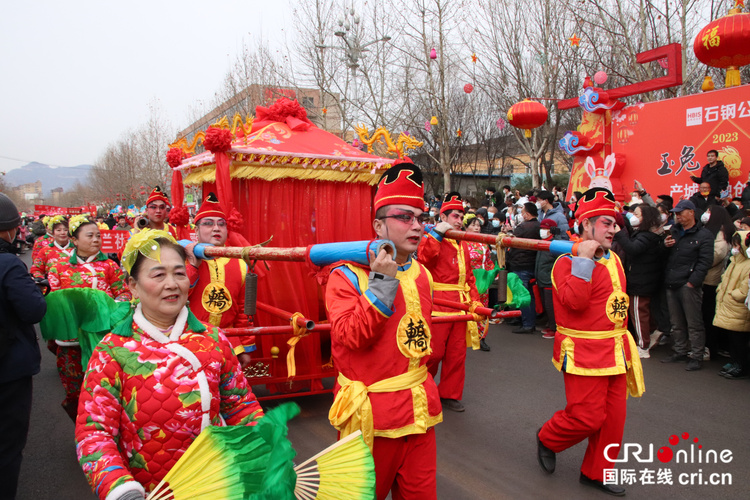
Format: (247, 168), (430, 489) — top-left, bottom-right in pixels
(586, 154), (614, 191)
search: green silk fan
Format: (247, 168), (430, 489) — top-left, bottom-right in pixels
(146, 403), (374, 500)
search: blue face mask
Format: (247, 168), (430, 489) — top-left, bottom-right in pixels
(492, 219), (501, 228)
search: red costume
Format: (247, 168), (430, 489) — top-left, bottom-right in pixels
(30, 240), (73, 279)
(327, 161), (442, 500)
(31, 233), (52, 262)
(129, 186), (178, 239)
(75, 308), (263, 499)
(186, 192), (255, 354)
(418, 193), (481, 402)
(538, 188), (644, 483)
(47, 249), (131, 420)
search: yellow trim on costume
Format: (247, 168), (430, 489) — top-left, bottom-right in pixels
(553, 329), (645, 397)
(433, 240), (479, 349)
(329, 366), (430, 451)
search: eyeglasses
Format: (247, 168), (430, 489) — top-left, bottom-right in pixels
(379, 213), (431, 225)
(198, 220), (227, 228)
(147, 204), (167, 211)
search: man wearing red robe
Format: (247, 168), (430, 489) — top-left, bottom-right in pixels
(417, 192), (482, 413)
(326, 160), (442, 500)
(131, 186), (178, 239)
(184, 193), (255, 367)
(536, 187), (645, 496)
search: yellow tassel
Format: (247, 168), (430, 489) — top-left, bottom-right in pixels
(524, 129), (532, 138)
(725, 67), (741, 88)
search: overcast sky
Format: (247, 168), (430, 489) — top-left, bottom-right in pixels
(0, 0), (293, 174)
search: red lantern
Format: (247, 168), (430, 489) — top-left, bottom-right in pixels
(693, 7), (750, 87)
(507, 99), (548, 138)
(464, 83), (474, 94)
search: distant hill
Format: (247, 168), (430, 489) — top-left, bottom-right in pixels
(4, 162), (93, 196)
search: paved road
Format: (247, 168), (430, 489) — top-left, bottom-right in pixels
(15, 251), (750, 499)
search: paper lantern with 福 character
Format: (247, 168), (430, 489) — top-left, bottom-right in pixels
(507, 99), (548, 138)
(693, 4), (750, 88)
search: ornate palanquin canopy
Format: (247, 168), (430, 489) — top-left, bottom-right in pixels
(170, 99), (394, 187)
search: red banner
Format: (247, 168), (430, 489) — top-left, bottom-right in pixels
(611, 85), (750, 200)
(100, 230), (130, 253)
(34, 205), (97, 217)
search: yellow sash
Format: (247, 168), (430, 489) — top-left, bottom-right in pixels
(557, 326), (645, 398)
(329, 366), (428, 451)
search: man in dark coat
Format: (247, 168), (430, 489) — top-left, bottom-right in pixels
(508, 202), (540, 333)
(661, 200), (714, 371)
(0, 193), (47, 499)
(690, 149), (729, 198)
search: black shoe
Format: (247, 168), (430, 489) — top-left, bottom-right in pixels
(536, 428), (556, 474)
(579, 473), (625, 496)
(512, 327), (536, 334)
(480, 338), (491, 351)
(685, 359), (702, 371)
(661, 353), (689, 363)
(441, 398), (465, 412)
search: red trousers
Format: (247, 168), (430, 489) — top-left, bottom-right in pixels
(427, 321), (466, 400)
(56, 345), (83, 421)
(539, 372), (627, 481)
(373, 428), (437, 500)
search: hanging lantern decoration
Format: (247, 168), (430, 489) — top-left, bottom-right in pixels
(430, 48), (437, 59)
(464, 83), (474, 94)
(693, 3), (750, 88)
(471, 53), (478, 63)
(568, 34), (581, 46)
(496, 117), (506, 130)
(430, 116), (438, 126)
(322, 107), (328, 115)
(593, 71), (608, 85)
(456, 129), (462, 137)
(701, 75), (715, 92)
(424, 121), (432, 132)
(507, 99), (548, 138)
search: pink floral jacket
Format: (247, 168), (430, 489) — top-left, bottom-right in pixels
(75, 305), (264, 500)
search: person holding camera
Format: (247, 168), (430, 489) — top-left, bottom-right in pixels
(131, 186), (177, 239)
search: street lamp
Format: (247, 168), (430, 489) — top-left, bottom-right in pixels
(316, 6), (391, 126)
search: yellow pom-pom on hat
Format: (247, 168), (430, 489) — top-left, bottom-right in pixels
(46, 215), (67, 232)
(122, 228), (177, 275)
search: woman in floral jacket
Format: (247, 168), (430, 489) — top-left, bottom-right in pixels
(47, 215), (131, 420)
(464, 214), (495, 351)
(29, 215), (73, 280)
(75, 230), (264, 500)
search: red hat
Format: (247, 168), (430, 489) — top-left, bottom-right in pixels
(575, 187), (616, 221)
(440, 191), (463, 214)
(539, 218), (557, 229)
(194, 192), (226, 223)
(373, 160), (425, 212)
(146, 186), (171, 207)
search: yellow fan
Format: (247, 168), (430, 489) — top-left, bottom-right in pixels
(294, 431), (374, 500)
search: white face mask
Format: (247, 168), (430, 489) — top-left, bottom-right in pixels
(429, 211), (436, 217)
(573, 221), (580, 234)
(487, 212), (495, 219)
(535, 202), (542, 210)
(661, 213), (668, 223)
(746, 248), (750, 259)
(540, 229), (550, 239)
(516, 214), (524, 224)
(700, 212), (710, 224)
(630, 196), (640, 205)
(492, 219), (501, 228)
(731, 247), (740, 256)
(630, 216), (641, 228)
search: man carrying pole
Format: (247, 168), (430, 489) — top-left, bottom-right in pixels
(418, 192), (483, 413)
(184, 193), (255, 368)
(326, 160), (442, 500)
(536, 187), (644, 496)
